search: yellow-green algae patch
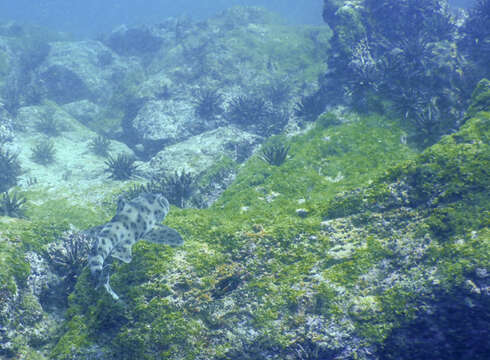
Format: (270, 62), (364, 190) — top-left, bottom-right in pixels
(51, 113), (426, 359)
(7, 80), (485, 359)
(4, 103), (486, 359)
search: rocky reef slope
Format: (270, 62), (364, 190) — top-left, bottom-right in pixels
(0, 3), (488, 360)
(0, 7), (331, 208)
(0, 83), (483, 359)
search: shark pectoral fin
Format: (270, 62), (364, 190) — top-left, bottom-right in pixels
(144, 224), (184, 247)
(111, 243), (133, 263)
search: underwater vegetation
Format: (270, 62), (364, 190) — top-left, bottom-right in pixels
(260, 141), (290, 166)
(104, 153), (139, 180)
(460, 0), (490, 78)
(151, 170), (196, 208)
(263, 80), (292, 107)
(227, 94), (270, 128)
(193, 88), (223, 120)
(294, 88), (328, 123)
(0, 4), (487, 359)
(0, 146), (22, 192)
(322, 0), (481, 143)
(120, 170), (196, 208)
(88, 135), (111, 157)
(49, 98), (489, 359)
(227, 93), (289, 135)
(35, 116), (62, 137)
(30, 139), (56, 165)
(316, 112), (342, 128)
(0, 191), (26, 218)
(47, 228), (91, 293)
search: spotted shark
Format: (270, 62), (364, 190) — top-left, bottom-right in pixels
(86, 193), (183, 300)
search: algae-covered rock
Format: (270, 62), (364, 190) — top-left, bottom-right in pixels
(323, 0), (465, 141)
(1, 5), (488, 359)
(465, 78), (490, 120)
(132, 99), (204, 144)
(322, 0), (364, 55)
(62, 100), (103, 126)
(142, 125), (261, 176)
(0, 234), (56, 358)
(105, 24), (164, 56)
(0, 36), (16, 88)
(53, 103), (488, 359)
(35, 40), (142, 104)
(0, 103), (15, 143)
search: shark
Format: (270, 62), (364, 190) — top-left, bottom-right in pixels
(86, 192), (183, 300)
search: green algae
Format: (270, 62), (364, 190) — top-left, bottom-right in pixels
(144, 7), (331, 92)
(52, 113), (423, 358)
(218, 114), (415, 226)
(195, 155), (237, 190)
(0, 239), (30, 293)
(2, 9), (486, 360)
(50, 315), (93, 360)
(465, 79), (490, 120)
(5, 86), (485, 359)
(0, 193), (107, 253)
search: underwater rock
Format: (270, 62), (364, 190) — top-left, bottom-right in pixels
(0, 276), (19, 357)
(132, 98), (214, 145)
(14, 102), (135, 199)
(38, 64), (91, 104)
(465, 78), (490, 121)
(0, 39), (19, 111)
(295, 208), (309, 218)
(35, 40), (142, 104)
(16, 103), (72, 135)
(62, 100), (103, 125)
(323, 0), (361, 27)
(135, 72), (174, 101)
(0, 249), (63, 357)
(0, 104), (14, 143)
(25, 251), (62, 302)
(141, 125), (261, 177)
(106, 24), (164, 56)
(140, 126), (262, 206)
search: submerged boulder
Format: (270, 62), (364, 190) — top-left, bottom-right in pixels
(132, 98), (217, 146)
(105, 25), (164, 56)
(141, 125), (261, 177)
(62, 99), (103, 126)
(35, 40), (142, 104)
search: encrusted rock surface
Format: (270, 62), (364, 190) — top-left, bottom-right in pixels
(141, 126), (261, 176)
(62, 100), (103, 126)
(34, 40), (142, 104)
(132, 99), (207, 144)
(1, 4), (488, 360)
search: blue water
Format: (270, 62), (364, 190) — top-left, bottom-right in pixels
(0, 0), (324, 37)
